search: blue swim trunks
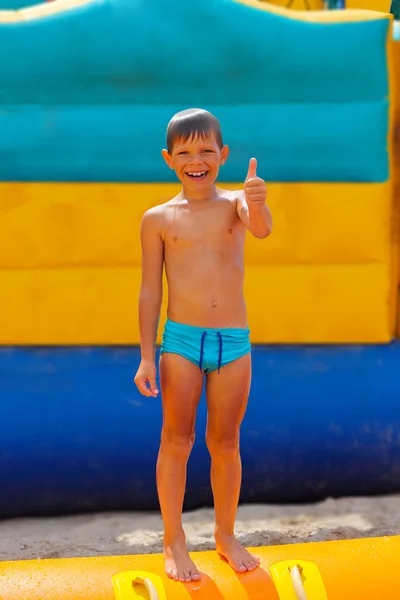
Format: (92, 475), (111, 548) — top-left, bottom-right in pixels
(160, 319), (251, 374)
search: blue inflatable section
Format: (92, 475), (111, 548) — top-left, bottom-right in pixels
(0, 0), (390, 183)
(1, 343), (400, 517)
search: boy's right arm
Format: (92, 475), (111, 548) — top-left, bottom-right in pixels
(134, 209), (164, 397)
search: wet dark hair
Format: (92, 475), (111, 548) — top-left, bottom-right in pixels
(166, 108), (223, 153)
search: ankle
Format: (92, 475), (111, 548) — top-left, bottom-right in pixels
(214, 525), (234, 540)
(164, 527), (186, 547)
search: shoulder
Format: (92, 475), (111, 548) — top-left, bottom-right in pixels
(141, 198), (176, 228)
(142, 204), (165, 223)
(216, 189), (248, 228)
(215, 188), (247, 225)
(217, 188), (247, 219)
(141, 197), (181, 242)
(216, 188), (245, 206)
(140, 207), (161, 240)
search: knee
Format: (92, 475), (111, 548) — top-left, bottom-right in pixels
(206, 432), (240, 458)
(161, 429), (195, 459)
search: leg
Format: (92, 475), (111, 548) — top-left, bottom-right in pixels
(157, 352), (203, 582)
(205, 353), (259, 572)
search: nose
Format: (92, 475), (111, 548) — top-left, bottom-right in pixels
(187, 153), (203, 166)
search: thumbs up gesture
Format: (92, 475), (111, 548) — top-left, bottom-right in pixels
(244, 158), (267, 208)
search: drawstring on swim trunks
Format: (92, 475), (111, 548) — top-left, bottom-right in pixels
(199, 331), (206, 374)
(217, 331), (222, 374)
(199, 331), (223, 374)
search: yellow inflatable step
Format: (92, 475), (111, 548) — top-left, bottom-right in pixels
(269, 559), (328, 600)
(112, 571), (166, 600)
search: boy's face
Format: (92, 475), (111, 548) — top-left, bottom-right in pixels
(162, 132), (229, 190)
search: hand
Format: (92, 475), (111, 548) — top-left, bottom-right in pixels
(134, 360), (159, 397)
(244, 158), (267, 208)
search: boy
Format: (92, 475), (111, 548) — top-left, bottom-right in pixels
(134, 108), (272, 583)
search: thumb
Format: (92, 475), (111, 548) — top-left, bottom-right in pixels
(246, 157), (257, 180)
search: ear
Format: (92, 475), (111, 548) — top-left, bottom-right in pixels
(162, 149), (174, 169)
(219, 145), (229, 166)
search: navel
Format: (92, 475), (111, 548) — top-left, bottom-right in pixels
(212, 300), (217, 308)
(173, 236), (178, 242)
(228, 228), (233, 234)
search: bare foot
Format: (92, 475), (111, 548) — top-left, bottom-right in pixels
(163, 538), (201, 583)
(215, 533), (260, 573)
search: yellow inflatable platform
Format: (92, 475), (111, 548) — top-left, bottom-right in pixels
(0, 536), (399, 599)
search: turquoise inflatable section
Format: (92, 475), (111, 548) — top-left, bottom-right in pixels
(0, 0), (390, 183)
(0, 0), (35, 8)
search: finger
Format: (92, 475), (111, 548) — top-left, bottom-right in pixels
(246, 157), (257, 180)
(149, 378), (159, 395)
(245, 178), (262, 188)
(246, 187), (264, 196)
(245, 192), (266, 205)
(135, 377), (156, 397)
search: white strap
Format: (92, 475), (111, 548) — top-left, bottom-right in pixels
(290, 565), (308, 600)
(132, 576), (159, 600)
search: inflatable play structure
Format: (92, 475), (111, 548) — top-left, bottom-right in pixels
(1, 535), (400, 599)
(0, 0), (399, 516)
(1, 0), (400, 598)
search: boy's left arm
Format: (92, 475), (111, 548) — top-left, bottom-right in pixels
(236, 158), (272, 239)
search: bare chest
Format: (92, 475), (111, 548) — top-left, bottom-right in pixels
(163, 203), (242, 251)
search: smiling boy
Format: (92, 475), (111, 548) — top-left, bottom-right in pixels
(134, 108), (272, 582)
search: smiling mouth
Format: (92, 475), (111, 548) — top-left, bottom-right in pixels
(185, 171), (208, 181)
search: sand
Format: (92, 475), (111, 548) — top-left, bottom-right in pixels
(0, 494), (399, 562)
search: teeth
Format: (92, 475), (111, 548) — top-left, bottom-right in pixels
(188, 171), (206, 177)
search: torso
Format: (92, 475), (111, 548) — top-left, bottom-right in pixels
(160, 189), (247, 329)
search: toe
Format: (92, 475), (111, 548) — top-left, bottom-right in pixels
(246, 555), (259, 570)
(166, 568), (178, 581)
(243, 549), (258, 567)
(234, 562), (247, 572)
(192, 571), (201, 581)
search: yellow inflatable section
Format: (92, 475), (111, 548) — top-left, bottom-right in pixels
(263, 0), (390, 11)
(239, 0), (389, 20)
(347, 0), (390, 9)
(0, 536), (399, 599)
(0, 181), (392, 344)
(264, 0), (323, 9)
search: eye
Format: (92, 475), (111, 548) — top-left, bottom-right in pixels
(202, 149), (214, 153)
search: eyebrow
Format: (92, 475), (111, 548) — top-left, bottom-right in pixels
(174, 142), (215, 152)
